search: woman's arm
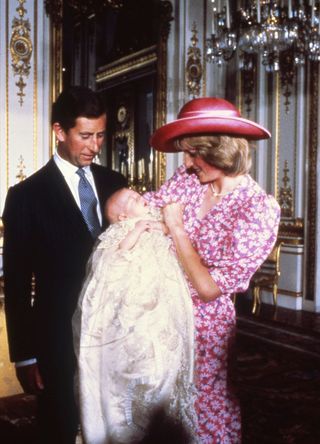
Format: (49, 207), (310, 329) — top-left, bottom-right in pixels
(163, 203), (221, 302)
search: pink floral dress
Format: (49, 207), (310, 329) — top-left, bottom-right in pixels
(144, 165), (280, 444)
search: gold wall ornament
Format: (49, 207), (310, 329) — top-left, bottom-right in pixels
(16, 155), (27, 182)
(10, 0), (33, 106)
(239, 53), (256, 117)
(96, 46), (158, 83)
(45, 0), (63, 154)
(186, 22), (203, 98)
(280, 48), (295, 114)
(155, 0), (173, 188)
(278, 217), (304, 246)
(279, 160), (294, 219)
(305, 60), (319, 302)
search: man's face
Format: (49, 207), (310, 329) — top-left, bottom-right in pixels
(54, 114), (107, 167)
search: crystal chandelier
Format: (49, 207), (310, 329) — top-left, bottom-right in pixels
(206, 0), (320, 71)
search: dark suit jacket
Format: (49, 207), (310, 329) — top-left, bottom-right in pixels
(3, 158), (126, 368)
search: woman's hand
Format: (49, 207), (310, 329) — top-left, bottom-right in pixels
(163, 202), (221, 302)
(163, 203), (185, 232)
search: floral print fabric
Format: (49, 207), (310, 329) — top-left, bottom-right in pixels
(144, 165), (280, 443)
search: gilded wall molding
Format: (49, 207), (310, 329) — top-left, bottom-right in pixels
(46, 0), (63, 155)
(186, 22), (203, 98)
(6, 0), (9, 190)
(277, 289), (303, 298)
(10, 0), (33, 106)
(280, 48), (295, 114)
(278, 217), (304, 246)
(33, 0), (38, 171)
(202, 0), (207, 97)
(96, 47), (157, 84)
(155, 0), (173, 188)
(240, 54), (256, 117)
(279, 160), (294, 218)
(305, 61), (319, 301)
(274, 72), (280, 200)
(16, 155), (27, 182)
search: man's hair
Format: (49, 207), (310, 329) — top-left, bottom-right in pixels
(51, 86), (106, 132)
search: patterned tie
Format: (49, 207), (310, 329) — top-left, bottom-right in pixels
(76, 168), (101, 239)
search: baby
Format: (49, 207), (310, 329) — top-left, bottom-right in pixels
(105, 187), (168, 250)
(73, 188), (197, 444)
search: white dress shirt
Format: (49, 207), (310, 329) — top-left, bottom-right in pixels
(53, 151), (102, 224)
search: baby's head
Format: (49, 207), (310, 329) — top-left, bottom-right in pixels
(105, 188), (150, 223)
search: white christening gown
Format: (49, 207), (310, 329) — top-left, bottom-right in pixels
(73, 209), (197, 444)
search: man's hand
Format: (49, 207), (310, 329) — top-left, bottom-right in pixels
(16, 363), (44, 394)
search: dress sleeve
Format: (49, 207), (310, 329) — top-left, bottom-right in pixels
(208, 194), (281, 295)
(143, 165), (189, 207)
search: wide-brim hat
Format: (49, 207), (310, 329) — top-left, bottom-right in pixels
(150, 97), (271, 153)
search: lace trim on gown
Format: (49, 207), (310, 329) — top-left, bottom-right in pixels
(73, 208), (198, 443)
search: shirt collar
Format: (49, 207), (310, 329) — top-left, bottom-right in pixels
(54, 151), (92, 178)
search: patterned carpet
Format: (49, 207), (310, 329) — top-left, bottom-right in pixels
(236, 329), (320, 443)
(236, 297), (320, 444)
(1, 302), (320, 444)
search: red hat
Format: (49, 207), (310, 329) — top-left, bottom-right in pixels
(150, 97), (271, 153)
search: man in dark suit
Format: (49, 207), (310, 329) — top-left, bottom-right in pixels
(3, 86), (127, 444)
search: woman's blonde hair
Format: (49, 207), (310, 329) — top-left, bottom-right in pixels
(178, 135), (252, 176)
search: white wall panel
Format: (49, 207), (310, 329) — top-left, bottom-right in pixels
(0, 0), (50, 213)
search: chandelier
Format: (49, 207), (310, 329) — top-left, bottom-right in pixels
(206, 0), (320, 71)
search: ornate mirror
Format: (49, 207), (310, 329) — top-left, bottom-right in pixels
(46, 0), (173, 190)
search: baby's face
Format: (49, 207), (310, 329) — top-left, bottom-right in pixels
(121, 189), (149, 218)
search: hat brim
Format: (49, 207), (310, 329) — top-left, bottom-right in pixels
(150, 116), (271, 153)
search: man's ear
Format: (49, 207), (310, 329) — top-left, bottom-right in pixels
(118, 213), (128, 221)
(52, 123), (66, 142)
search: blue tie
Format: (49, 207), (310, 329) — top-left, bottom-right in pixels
(76, 168), (101, 239)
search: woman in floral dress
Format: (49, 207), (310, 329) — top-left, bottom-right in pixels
(144, 97), (280, 443)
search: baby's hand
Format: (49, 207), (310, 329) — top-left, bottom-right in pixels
(134, 220), (154, 232)
(135, 220), (164, 233)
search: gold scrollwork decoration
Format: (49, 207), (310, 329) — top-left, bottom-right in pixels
(278, 217), (304, 245)
(96, 46), (158, 84)
(240, 53), (257, 117)
(10, 0), (33, 106)
(186, 22), (203, 98)
(16, 155), (27, 182)
(279, 160), (294, 218)
(305, 61), (319, 301)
